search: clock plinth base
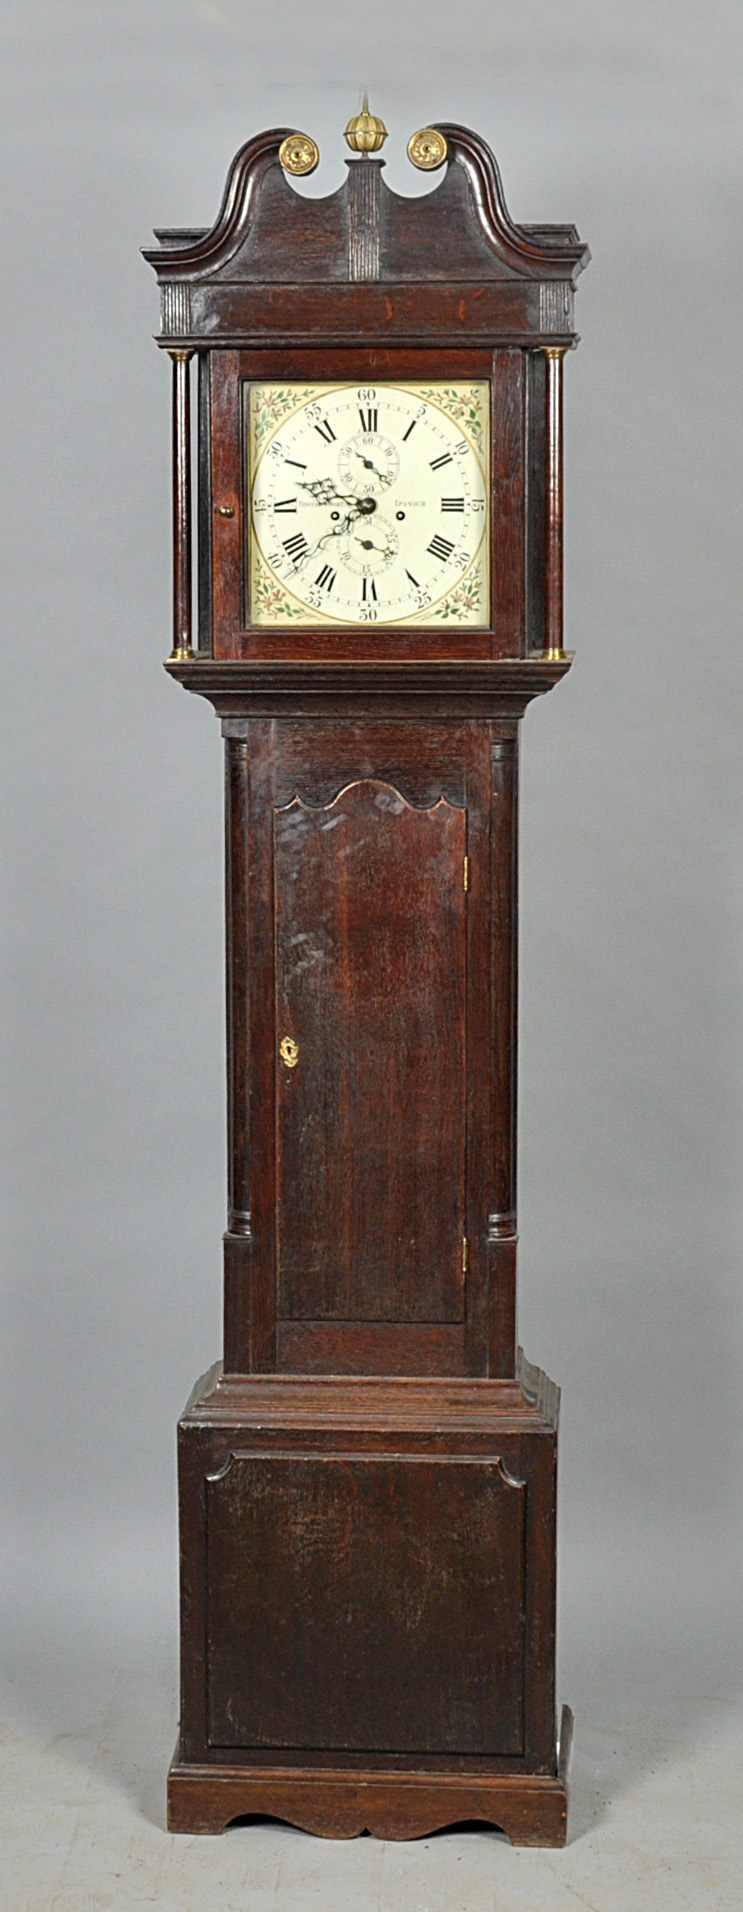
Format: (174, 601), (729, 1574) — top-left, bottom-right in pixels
(171, 1363), (566, 1847)
(167, 1746), (570, 1845)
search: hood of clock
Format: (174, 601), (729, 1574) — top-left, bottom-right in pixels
(143, 120), (589, 350)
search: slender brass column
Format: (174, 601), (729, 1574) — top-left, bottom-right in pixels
(168, 349), (195, 660)
(544, 345), (568, 661)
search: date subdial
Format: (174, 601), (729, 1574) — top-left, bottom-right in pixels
(338, 432), (401, 497)
(338, 511), (399, 576)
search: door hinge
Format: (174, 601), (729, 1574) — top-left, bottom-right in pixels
(463, 855), (470, 892)
(462, 1235), (469, 1276)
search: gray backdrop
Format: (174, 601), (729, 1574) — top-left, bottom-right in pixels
(2, 0), (742, 1883)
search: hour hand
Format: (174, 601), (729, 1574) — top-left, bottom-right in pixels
(298, 476), (360, 509)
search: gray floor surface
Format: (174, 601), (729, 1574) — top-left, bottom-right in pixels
(2, 1524), (741, 1911)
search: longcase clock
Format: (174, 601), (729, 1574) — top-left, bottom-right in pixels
(144, 101), (589, 1847)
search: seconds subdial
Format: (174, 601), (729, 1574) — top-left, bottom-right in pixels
(338, 432), (400, 496)
(338, 508), (399, 576)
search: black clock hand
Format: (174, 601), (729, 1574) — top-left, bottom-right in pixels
(298, 477), (364, 510)
(302, 506), (361, 564)
(354, 534), (395, 557)
(352, 450), (393, 485)
(310, 515), (356, 554)
(294, 479), (379, 563)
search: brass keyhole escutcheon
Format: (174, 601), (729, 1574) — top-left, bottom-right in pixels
(279, 1036), (299, 1069)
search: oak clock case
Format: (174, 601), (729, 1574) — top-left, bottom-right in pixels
(144, 110), (589, 1846)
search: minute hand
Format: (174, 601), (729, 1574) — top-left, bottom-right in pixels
(298, 477), (364, 510)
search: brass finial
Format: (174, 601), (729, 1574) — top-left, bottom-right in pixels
(344, 93), (388, 156)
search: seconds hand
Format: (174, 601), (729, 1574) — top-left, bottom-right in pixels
(353, 531), (396, 560)
(353, 451), (391, 484)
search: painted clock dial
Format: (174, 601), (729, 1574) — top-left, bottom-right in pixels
(247, 381), (490, 627)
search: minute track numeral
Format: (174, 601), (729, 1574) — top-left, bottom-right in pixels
(282, 531), (308, 563)
(358, 407), (378, 433)
(441, 497), (465, 512)
(427, 534), (455, 562)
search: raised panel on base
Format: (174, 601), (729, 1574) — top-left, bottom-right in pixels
(205, 1451), (525, 1755)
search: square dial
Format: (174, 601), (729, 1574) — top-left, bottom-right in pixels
(247, 381), (490, 628)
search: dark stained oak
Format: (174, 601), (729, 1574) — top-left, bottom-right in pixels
(206, 1453), (525, 1754)
(167, 1759), (569, 1843)
(145, 117), (588, 1848)
(165, 652), (573, 715)
(169, 1361), (562, 1837)
(275, 1320), (466, 1376)
(274, 779), (466, 1325)
(143, 122), (587, 312)
(219, 715), (503, 1380)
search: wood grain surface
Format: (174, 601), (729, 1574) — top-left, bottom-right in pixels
(274, 779), (466, 1324)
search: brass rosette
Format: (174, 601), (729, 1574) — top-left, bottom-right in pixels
(407, 127), (448, 172)
(278, 133), (320, 178)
